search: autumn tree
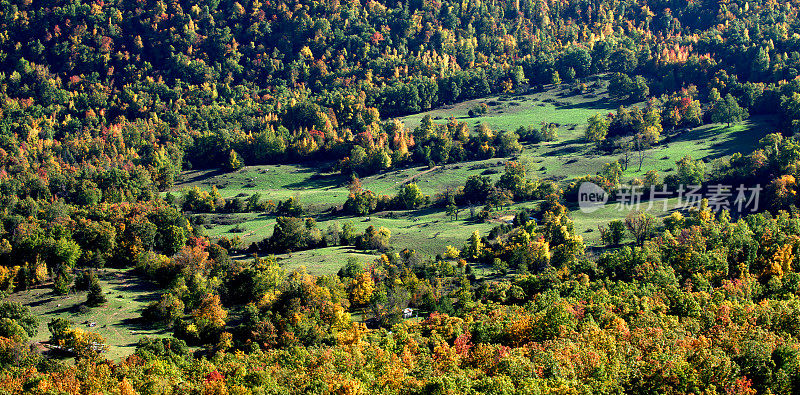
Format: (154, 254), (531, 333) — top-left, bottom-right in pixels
(585, 113), (610, 142)
(348, 272), (375, 305)
(397, 183), (425, 209)
(624, 211), (655, 246)
(188, 294), (228, 342)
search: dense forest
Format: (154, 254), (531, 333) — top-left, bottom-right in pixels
(2, 0), (800, 392)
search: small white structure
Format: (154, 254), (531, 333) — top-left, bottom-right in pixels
(403, 308), (413, 319)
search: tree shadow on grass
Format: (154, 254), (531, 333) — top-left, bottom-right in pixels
(403, 206), (446, 218)
(116, 317), (170, 331)
(669, 116), (776, 158)
(283, 168), (346, 190)
(114, 317), (147, 328)
(50, 305), (80, 315)
(555, 96), (617, 111)
(104, 269), (160, 293)
(25, 296), (54, 308)
(543, 141), (587, 157)
(131, 292), (161, 303)
(338, 248), (381, 257)
(112, 317), (170, 340)
(176, 168), (227, 186)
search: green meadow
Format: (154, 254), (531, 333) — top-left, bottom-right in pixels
(172, 82), (773, 275)
(5, 269), (168, 361)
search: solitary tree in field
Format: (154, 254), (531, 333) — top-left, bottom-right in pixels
(601, 160), (624, 185)
(540, 122), (559, 141)
(634, 133), (655, 172)
(86, 278), (106, 307)
(599, 220), (626, 246)
(617, 137), (633, 171)
(397, 183), (425, 209)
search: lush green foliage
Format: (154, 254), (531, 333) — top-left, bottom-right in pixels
(4, 0), (800, 392)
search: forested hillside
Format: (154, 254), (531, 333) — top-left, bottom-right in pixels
(2, 0), (800, 393)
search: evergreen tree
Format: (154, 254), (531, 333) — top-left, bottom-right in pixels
(86, 278), (107, 307)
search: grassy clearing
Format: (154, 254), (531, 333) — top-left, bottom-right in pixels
(516, 116), (776, 182)
(4, 268), (168, 361)
(569, 197), (683, 246)
(15, 82), (778, 357)
(173, 161), (508, 208)
(171, 83), (616, 203)
(216, 209), (498, 274)
(400, 81), (615, 134)
(273, 247), (381, 276)
(174, 165), (349, 205)
(175, 85), (772, 211)
(176, 82), (774, 275)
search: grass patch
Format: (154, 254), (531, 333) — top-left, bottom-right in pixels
(4, 268), (168, 361)
(275, 247), (381, 277)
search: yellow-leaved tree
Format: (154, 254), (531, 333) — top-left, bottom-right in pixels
(191, 294), (228, 341)
(349, 272), (375, 305)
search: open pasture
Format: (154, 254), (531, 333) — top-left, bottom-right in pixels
(176, 83), (774, 276)
(5, 269), (168, 361)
